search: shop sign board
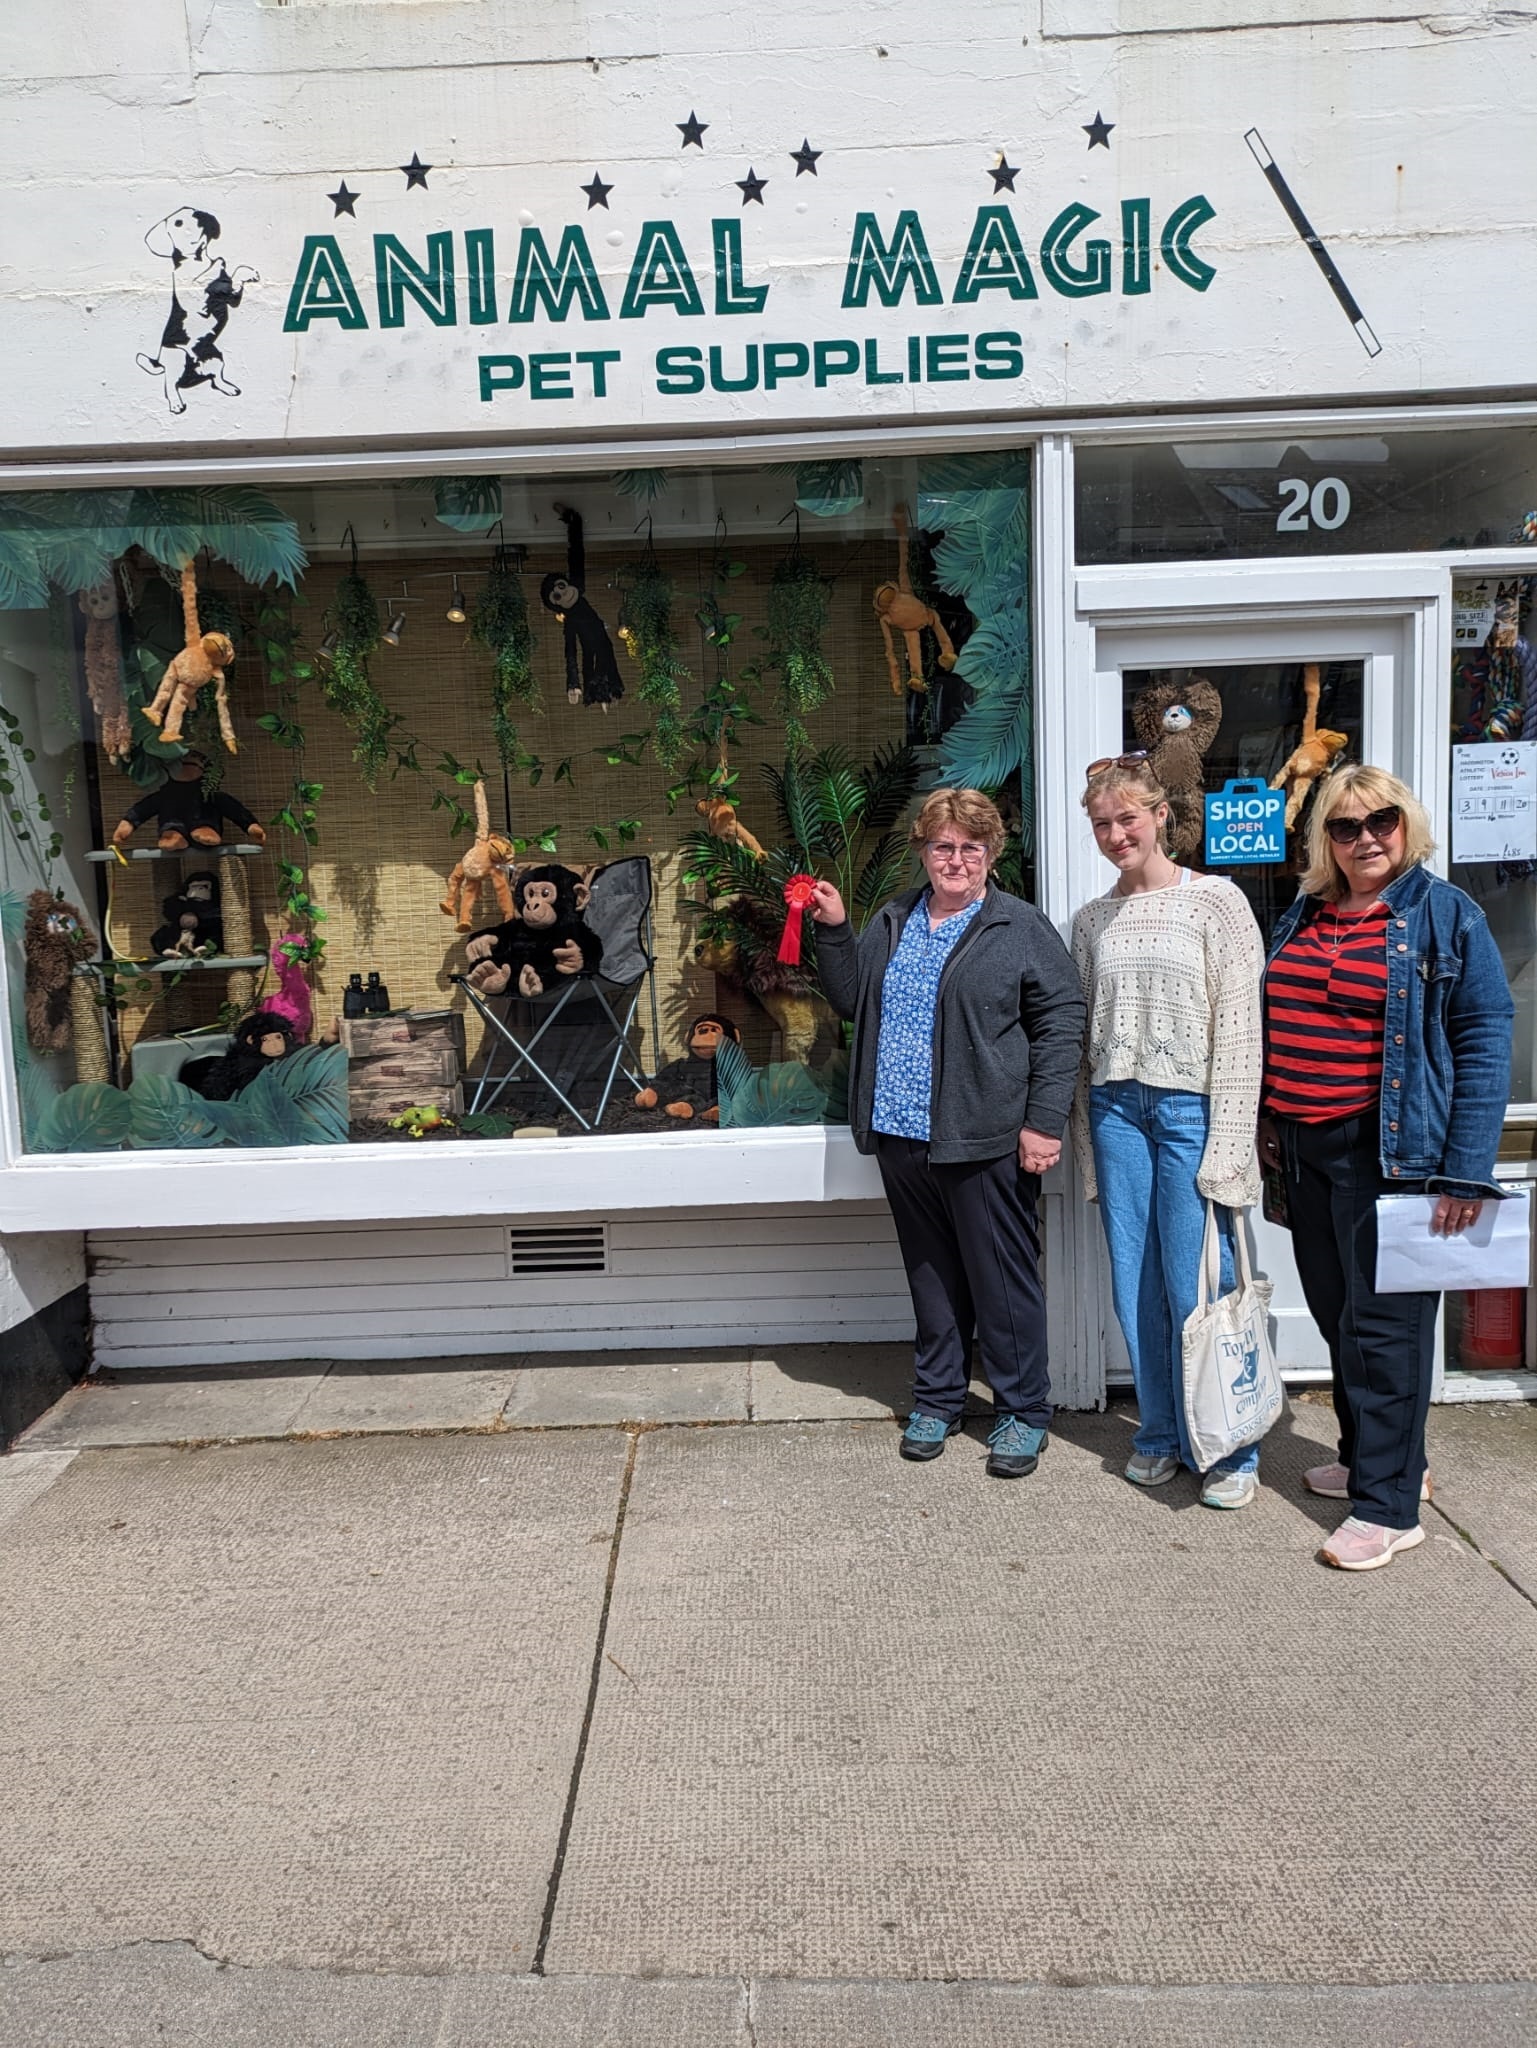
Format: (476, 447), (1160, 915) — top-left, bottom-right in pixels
(1204, 779), (1286, 865)
(2, 7), (1536, 454)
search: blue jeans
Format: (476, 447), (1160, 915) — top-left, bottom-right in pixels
(1089, 1081), (1259, 1477)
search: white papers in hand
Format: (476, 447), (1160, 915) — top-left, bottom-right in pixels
(1374, 1189), (1531, 1294)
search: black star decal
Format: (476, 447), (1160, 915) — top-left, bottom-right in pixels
(400, 152), (432, 188)
(1082, 113), (1115, 150)
(328, 182), (358, 217)
(989, 155), (1019, 193)
(581, 172), (614, 210)
(736, 167), (767, 205)
(790, 138), (821, 177)
(677, 111), (708, 149)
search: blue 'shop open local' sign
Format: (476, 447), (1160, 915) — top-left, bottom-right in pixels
(1204, 778), (1287, 865)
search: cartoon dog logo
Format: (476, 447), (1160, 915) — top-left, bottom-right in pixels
(135, 209), (258, 416)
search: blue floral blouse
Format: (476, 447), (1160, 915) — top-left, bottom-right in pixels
(871, 893), (985, 1141)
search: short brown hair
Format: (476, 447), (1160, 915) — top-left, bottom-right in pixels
(1299, 762), (1434, 901)
(910, 787), (1006, 860)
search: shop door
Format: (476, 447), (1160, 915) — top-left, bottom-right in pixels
(1078, 613), (1420, 1377)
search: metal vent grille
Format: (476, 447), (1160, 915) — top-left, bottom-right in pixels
(507, 1223), (609, 1275)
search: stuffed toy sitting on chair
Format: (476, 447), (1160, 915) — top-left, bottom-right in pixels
(463, 864), (603, 997)
(634, 1013), (741, 1122)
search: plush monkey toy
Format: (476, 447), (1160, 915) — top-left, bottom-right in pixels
(634, 1013), (741, 1122)
(78, 578), (133, 765)
(539, 506), (624, 711)
(113, 752), (266, 853)
(181, 1010), (298, 1101)
(150, 869), (223, 958)
(140, 561), (239, 751)
(873, 506), (958, 697)
(695, 793), (766, 859)
(23, 890), (96, 1052)
(463, 864), (604, 997)
(1129, 674), (1224, 860)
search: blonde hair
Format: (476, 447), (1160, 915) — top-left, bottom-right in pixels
(1299, 762), (1434, 901)
(910, 787), (1006, 860)
(1082, 760), (1171, 849)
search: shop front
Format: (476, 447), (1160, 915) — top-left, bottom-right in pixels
(1, 4), (1534, 1413)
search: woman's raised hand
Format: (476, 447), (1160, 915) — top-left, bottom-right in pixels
(809, 879), (847, 925)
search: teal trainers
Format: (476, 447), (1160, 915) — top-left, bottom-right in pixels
(986, 1414), (1047, 1479)
(900, 1412), (962, 1462)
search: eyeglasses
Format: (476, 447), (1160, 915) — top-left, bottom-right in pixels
(1085, 750), (1151, 780)
(926, 841), (989, 866)
(1324, 804), (1402, 846)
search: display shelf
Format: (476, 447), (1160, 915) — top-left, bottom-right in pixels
(73, 955), (266, 976)
(87, 843), (265, 863)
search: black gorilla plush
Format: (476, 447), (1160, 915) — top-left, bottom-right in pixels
(181, 1010), (298, 1101)
(539, 506), (624, 710)
(113, 753), (265, 853)
(463, 864), (604, 998)
(150, 869), (223, 957)
(634, 1013), (741, 1122)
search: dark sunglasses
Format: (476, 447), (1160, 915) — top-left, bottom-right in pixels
(1324, 804), (1402, 846)
(1085, 750), (1151, 780)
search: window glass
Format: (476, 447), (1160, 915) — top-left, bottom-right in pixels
(0, 453), (1033, 1154)
(1077, 429), (1537, 564)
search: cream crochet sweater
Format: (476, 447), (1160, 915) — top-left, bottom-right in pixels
(1070, 872), (1263, 1209)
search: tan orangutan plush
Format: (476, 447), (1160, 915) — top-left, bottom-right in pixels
(141, 561), (238, 752)
(78, 578), (132, 764)
(695, 793), (766, 860)
(873, 505), (957, 696)
(440, 777), (517, 932)
(1271, 663), (1348, 828)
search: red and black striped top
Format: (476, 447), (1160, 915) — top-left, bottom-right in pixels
(1262, 901), (1391, 1123)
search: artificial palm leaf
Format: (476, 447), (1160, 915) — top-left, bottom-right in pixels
(856, 740), (921, 833)
(0, 528), (48, 611)
(853, 832), (912, 917)
(32, 1081), (134, 1154)
(126, 1073), (227, 1150)
(256, 1042), (351, 1143)
(714, 1037), (828, 1127)
(432, 476), (503, 533)
(127, 487), (307, 587)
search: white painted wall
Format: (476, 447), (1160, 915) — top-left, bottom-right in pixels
(1, 3), (1534, 456)
(0, 1231), (85, 1337)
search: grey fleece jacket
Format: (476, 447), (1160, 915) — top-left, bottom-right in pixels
(817, 886), (1086, 1164)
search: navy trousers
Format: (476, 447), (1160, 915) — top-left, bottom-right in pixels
(1280, 1111), (1437, 1531)
(875, 1135), (1052, 1428)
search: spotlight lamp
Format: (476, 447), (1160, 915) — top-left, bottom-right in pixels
(446, 576), (467, 625)
(381, 579), (418, 647)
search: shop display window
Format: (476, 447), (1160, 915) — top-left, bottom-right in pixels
(1077, 428), (1537, 564)
(0, 452), (1032, 1154)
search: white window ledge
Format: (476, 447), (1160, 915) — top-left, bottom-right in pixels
(0, 1124), (888, 1234)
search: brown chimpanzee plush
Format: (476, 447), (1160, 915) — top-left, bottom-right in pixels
(462, 864), (604, 998)
(180, 1009), (298, 1101)
(23, 890), (96, 1052)
(634, 1013), (741, 1122)
(113, 752), (266, 853)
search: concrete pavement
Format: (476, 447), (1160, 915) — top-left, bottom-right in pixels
(1, 1356), (1534, 2044)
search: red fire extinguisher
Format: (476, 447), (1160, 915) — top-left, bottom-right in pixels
(1460, 1288), (1526, 1368)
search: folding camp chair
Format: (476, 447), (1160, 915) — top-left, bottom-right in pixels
(453, 856), (661, 1130)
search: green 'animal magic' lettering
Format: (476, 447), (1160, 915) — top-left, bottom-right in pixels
(283, 236), (369, 332)
(508, 225), (610, 323)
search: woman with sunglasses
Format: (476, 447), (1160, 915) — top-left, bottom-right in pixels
(811, 788), (1085, 1477)
(1071, 755), (1266, 1508)
(1259, 764), (1513, 1571)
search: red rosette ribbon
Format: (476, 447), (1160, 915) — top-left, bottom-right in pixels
(777, 873), (818, 966)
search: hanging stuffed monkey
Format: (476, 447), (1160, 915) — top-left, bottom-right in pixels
(1270, 663), (1349, 828)
(78, 578), (133, 765)
(540, 506), (624, 710)
(439, 777), (517, 931)
(873, 506), (957, 697)
(140, 561), (239, 752)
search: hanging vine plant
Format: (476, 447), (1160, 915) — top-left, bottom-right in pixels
(765, 537), (833, 748)
(617, 543), (690, 770)
(322, 526), (393, 785)
(469, 537), (538, 770)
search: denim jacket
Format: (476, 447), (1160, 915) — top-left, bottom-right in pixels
(1264, 864), (1514, 1199)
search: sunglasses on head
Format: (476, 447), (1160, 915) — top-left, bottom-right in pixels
(1085, 750), (1151, 780)
(1324, 804), (1402, 846)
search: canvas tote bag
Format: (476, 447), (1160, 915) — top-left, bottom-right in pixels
(1181, 1201), (1284, 1472)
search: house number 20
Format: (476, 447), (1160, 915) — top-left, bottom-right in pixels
(1276, 477), (1351, 532)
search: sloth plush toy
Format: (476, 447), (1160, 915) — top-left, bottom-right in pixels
(150, 869), (223, 957)
(634, 1013), (741, 1122)
(463, 863), (604, 998)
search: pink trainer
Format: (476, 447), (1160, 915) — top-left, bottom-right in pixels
(1320, 1517), (1426, 1572)
(1303, 1461), (1432, 1503)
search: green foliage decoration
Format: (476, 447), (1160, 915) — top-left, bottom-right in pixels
(255, 591), (327, 966)
(469, 550), (538, 770)
(0, 700), (63, 874)
(32, 1044), (350, 1153)
(324, 551), (393, 786)
(617, 556), (690, 770)
(764, 550), (834, 744)
(0, 485), (305, 608)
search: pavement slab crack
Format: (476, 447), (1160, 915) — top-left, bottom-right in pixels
(530, 1429), (639, 1975)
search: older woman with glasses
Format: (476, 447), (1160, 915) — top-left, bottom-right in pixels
(811, 788), (1085, 1478)
(1259, 764), (1513, 1571)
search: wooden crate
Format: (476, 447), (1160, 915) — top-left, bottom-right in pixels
(337, 1008), (466, 1058)
(349, 1079), (466, 1121)
(349, 1046), (462, 1088)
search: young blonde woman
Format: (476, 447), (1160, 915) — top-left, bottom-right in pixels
(1071, 756), (1265, 1507)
